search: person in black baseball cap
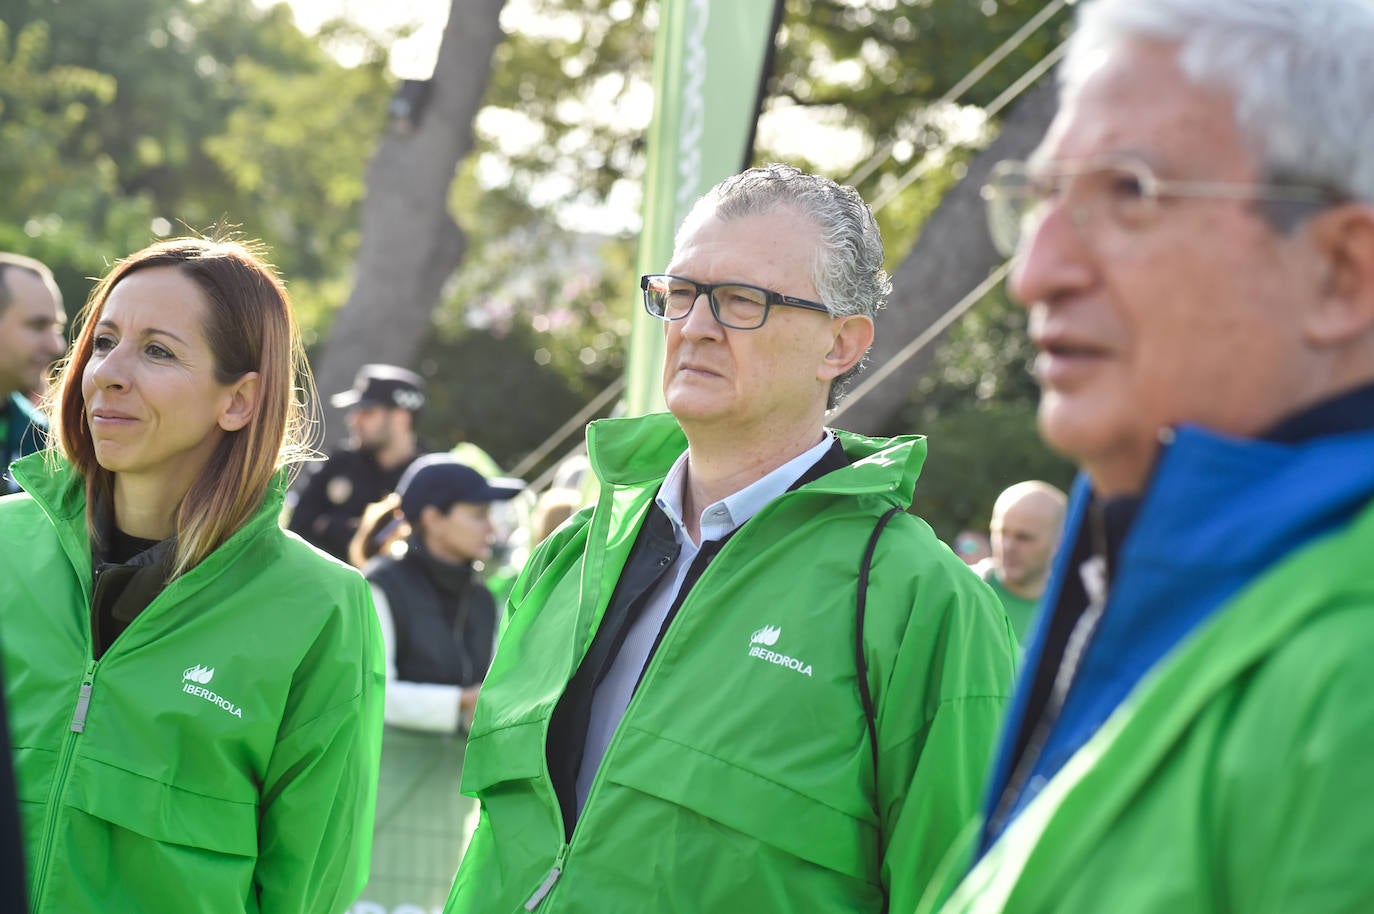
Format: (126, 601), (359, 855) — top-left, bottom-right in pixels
(349, 455), (523, 908)
(395, 455), (523, 526)
(287, 363), (428, 561)
(361, 454), (524, 731)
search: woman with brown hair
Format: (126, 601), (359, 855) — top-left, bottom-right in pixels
(0, 237), (384, 914)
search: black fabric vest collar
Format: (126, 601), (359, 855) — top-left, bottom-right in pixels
(365, 540), (497, 689)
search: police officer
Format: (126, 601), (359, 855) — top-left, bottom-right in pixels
(288, 363), (427, 561)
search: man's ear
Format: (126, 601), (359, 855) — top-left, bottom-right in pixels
(218, 371), (261, 432)
(1303, 203), (1374, 345)
(419, 504), (443, 535)
(818, 314), (875, 381)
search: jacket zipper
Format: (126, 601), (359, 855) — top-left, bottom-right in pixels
(522, 523), (739, 910)
(30, 659), (98, 903)
(523, 842), (568, 910)
(520, 488), (767, 911)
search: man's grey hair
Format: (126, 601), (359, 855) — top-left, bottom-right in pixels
(676, 163), (892, 406)
(1062, 0), (1374, 204)
(0, 252), (60, 317)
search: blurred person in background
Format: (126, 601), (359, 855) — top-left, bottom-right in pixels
(976, 481), (1067, 642)
(0, 253), (66, 494)
(351, 455), (521, 912)
(363, 454), (522, 733)
(530, 486), (584, 547)
(485, 485), (588, 612)
(0, 237), (383, 914)
(288, 362), (427, 561)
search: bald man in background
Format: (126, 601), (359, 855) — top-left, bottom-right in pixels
(978, 481), (1067, 642)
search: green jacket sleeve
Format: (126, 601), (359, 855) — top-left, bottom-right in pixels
(873, 537), (1017, 914)
(254, 582), (386, 913)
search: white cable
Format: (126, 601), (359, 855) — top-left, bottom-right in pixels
(871, 37), (1067, 214)
(828, 260), (1012, 425)
(845, 0), (1072, 188)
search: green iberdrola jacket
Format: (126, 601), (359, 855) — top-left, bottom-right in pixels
(925, 429), (1374, 914)
(0, 454), (386, 914)
(447, 413), (1016, 914)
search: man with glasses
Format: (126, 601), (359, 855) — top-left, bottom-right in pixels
(445, 163), (1015, 914)
(923, 1), (1374, 912)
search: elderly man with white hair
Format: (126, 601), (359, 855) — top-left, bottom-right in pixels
(922, 0), (1374, 911)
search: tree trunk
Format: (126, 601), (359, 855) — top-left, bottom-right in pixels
(832, 76), (1059, 435)
(312, 0), (507, 442)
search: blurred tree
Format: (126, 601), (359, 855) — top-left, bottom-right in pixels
(834, 75), (1059, 435)
(0, 18), (158, 299)
(310, 0), (508, 445)
(0, 0), (389, 327)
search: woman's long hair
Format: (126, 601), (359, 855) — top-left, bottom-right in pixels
(47, 236), (318, 578)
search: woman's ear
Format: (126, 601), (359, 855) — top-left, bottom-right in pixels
(818, 314), (876, 381)
(218, 371), (261, 432)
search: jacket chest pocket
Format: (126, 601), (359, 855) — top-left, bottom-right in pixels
(46, 756), (261, 912)
(461, 719), (548, 798)
(605, 724), (880, 883)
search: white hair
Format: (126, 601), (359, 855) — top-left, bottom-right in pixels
(675, 163), (892, 406)
(1062, 0), (1374, 202)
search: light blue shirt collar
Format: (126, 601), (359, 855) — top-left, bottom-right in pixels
(655, 432), (836, 544)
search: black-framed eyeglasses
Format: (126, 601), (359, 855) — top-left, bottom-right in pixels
(980, 154), (1347, 258)
(640, 274), (831, 330)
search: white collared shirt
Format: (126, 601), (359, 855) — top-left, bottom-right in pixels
(574, 432), (836, 810)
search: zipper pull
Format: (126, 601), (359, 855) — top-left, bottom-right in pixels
(524, 844), (569, 911)
(70, 662), (97, 733)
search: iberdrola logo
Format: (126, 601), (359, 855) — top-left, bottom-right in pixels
(746, 625), (812, 677)
(183, 664), (215, 684)
(750, 625), (781, 647)
(180, 663), (242, 718)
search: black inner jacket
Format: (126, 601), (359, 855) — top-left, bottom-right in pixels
(545, 439), (851, 838)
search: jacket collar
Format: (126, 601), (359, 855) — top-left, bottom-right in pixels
(10, 451), (292, 594)
(989, 421), (1374, 846)
(584, 412), (926, 507)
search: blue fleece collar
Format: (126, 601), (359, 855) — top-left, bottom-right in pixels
(984, 420), (1374, 845)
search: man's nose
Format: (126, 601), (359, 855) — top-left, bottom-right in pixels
(679, 290), (723, 337)
(1007, 200), (1095, 309)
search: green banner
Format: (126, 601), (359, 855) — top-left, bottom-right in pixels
(624, 0), (782, 417)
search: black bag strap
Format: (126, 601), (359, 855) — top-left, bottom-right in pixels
(857, 505), (902, 912)
(857, 506), (903, 784)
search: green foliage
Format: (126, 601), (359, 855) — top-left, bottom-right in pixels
(414, 321), (620, 470)
(910, 284), (1040, 420)
(888, 286), (1073, 538)
(907, 401), (1076, 542)
(0, 0), (389, 328)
